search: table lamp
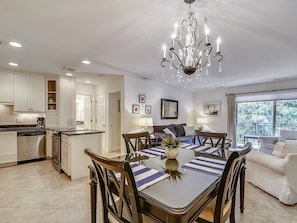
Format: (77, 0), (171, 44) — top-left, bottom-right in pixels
(139, 117), (153, 130)
(197, 117), (208, 130)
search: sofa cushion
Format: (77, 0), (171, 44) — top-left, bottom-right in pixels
(173, 124), (186, 137)
(183, 126), (195, 136)
(272, 141), (297, 158)
(163, 128), (176, 138)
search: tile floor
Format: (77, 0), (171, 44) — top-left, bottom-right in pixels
(0, 159), (296, 223)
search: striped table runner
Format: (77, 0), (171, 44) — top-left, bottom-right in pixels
(136, 147), (165, 157)
(115, 163), (169, 191)
(136, 144), (220, 158)
(182, 156), (226, 176)
(181, 143), (220, 154)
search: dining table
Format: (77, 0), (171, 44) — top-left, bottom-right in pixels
(87, 144), (245, 223)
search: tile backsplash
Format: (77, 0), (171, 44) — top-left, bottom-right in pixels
(0, 105), (44, 125)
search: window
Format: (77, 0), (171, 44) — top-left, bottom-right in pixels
(235, 90), (297, 146)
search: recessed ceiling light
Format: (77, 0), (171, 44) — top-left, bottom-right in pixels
(82, 60), (91, 65)
(9, 41), (22, 48)
(66, 73), (73, 76)
(85, 80), (91, 84)
(8, 62), (18, 67)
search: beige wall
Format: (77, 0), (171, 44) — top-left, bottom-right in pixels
(123, 76), (194, 134)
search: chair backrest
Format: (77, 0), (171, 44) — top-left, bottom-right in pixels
(122, 132), (152, 153)
(214, 142), (252, 223)
(85, 148), (143, 223)
(195, 131), (228, 158)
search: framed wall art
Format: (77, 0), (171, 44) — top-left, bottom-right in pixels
(139, 94), (146, 103)
(145, 105), (152, 114)
(161, 98), (178, 119)
(132, 104), (140, 114)
(203, 101), (221, 116)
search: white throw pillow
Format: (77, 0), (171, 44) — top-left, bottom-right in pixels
(272, 141), (297, 158)
(163, 128), (176, 139)
(183, 126), (195, 136)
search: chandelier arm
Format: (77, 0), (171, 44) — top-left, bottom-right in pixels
(195, 45), (212, 67)
(161, 58), (171, 68)
(168, 50), (180, 70)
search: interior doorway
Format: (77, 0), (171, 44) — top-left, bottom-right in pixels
(108, 91), (121, 152)
(76, 95), (92, 130)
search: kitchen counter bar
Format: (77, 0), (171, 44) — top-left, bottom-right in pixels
(61, 130), (104, 136)
(46, 127), (104, 135)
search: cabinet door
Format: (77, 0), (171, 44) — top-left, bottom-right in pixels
(0, 72), (14, 103)
(0, 131), (17, 165)
(14, 74), (45, 112)
(61, 141), (70, 175)
(31, 75), (45, 112)
(14, 74), (30, 111)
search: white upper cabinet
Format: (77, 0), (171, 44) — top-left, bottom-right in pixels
(0, 72), (14, 103)
(14, 74), (45, 112)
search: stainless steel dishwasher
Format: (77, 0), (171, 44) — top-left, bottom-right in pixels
(17, 130), (46, 163)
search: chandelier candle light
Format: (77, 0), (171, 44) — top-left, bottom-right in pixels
(161, 0), (223, 82)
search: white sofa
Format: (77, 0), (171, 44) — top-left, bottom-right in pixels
(246, 130), (297, 205)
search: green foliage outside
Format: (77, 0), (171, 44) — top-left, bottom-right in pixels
(236, 99), (297, 143)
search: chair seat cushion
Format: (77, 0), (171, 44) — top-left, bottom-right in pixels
(163, 128), (176, 138)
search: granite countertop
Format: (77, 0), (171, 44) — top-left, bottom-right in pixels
(0, 125), (45, 132)
(47, 127), (104, 135)
(60, 129), (104, 136)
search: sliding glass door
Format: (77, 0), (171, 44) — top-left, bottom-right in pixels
(236, 99), (297, 146)
(275, 99), (297, 134)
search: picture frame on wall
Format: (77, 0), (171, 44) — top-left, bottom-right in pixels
(132, 104), (140, 114)
(145, 105), (152, 114)
(203, 101), (221, 116)
(139, 94), (146, 103)
(161, 98), (178, 119)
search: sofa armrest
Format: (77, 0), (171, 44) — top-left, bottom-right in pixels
(259, 136), (280, 144)
(258, 136), (279, 154)
(247, 150), (287, 175)
(284, 153), (297, 172)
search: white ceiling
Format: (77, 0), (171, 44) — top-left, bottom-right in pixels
(1, 0), (297, 91)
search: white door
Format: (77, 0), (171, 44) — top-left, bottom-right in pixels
(96, 94), (106, 150)
(83, 96), (92, 130)
(108, 91), (121, 152)
(76, 95), (92, 130)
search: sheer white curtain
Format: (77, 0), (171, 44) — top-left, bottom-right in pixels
(227, 94), (236, 147)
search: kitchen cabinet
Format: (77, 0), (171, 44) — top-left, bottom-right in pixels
(61, 134), (70, 175)
(60, 132), (102, 180)
(14, 74), (45, 112)
(0, 72), (14, 103)
(46, 79), (58, 112)
(0, 131), (17, 167)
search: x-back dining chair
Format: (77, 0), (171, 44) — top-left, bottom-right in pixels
(122, 132), (152, 153)
(194, 131), (228, 159)
(195, 142), (252, 223)
(84, 148), (155, 223)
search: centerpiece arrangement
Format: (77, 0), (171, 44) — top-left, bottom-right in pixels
(161, 136), (181, 159)
(164, 159), (183, 182)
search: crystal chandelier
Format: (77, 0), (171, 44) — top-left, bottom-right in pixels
(161, 0), (223, 82)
